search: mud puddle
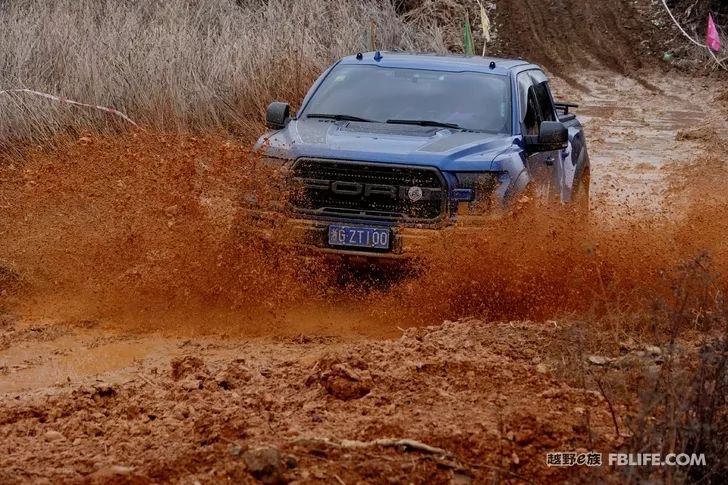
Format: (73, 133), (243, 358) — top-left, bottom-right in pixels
(554, 71), (723, 215)
(0, 334), (163, 394)
(0, 298), (402, 394)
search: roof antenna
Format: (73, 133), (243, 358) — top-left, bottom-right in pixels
(373, 51), (383, 62)
(489, 61), (496, 69)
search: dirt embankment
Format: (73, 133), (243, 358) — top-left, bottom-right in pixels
(495, 0), (656, 76)
(490, 0), (726, 88)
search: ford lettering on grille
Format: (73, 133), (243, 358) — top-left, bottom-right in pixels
(289, 159), (446, 222)
(293, 178), (441, 201)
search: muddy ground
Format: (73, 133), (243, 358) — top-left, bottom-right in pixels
(1, 69), (727, 484)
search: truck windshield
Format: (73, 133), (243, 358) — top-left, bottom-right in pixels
(303, 64), (511, 134)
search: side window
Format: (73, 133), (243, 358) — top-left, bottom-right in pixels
(533, 82), (556, 122)
(516, 72), (532, 120)
(524, 86), (541, 135)
(517, 70), (557, 135)
(517, 72), (540, 135)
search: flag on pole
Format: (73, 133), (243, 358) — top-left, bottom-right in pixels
(463, 16), (474, 55)
(476, 0), (491, 55)
(707, 13), (721, 52)
(369, 20), (377, 51)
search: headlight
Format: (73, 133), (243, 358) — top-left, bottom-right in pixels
(454, 172), (508, 215)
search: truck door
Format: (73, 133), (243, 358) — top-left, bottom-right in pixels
(517, 71), (561, 203)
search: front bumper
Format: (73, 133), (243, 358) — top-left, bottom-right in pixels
(238, 209), (502, 259)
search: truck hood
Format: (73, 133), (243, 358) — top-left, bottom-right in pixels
(257, 119), (518, 172)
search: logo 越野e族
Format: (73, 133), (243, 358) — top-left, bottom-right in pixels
(408, 186), (423, 202)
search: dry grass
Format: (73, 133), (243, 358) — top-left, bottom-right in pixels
(0, 0), (448, 146)
(548, 252), (728, 483)
(623, 255), (728, 484)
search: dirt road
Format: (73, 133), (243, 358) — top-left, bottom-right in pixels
(1, 70), (727, 483)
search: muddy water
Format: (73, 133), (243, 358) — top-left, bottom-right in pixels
(557, 72), (718, 215)
(0, 328), (172, 393)
(1, 72), (726, 394)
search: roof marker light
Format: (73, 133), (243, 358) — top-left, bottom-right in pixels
(489, 61), (496, 69)
(373, 51), (383, 62)
(356, 52), (363, 60)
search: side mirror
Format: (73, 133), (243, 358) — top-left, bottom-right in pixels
(537, 121), (568, 151)
(266, 102), (291, 130)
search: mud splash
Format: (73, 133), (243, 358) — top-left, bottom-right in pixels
(0, 132), (326, 329)
(370, 186), (727, 325)
(1, 128), (725, 335)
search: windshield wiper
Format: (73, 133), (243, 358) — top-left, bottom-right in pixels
(307, 113), (373, 122)
(386, 119), (461, 129)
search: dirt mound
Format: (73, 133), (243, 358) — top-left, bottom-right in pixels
(171, 356), (207, 380)
(307, 356), (374, 401)
(478, 0), (727, 87)
(490, 0), (668, 87)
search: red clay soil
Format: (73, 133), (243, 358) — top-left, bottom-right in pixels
(0, 319), (620, 484)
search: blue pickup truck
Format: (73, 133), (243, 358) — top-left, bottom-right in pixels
(251, 51), (590, 258)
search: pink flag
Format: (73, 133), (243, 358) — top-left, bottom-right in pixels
(707, 13), (721, 52)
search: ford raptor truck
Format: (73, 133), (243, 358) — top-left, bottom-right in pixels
(250, 52), (590, 258)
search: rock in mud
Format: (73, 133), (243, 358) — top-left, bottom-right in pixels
(587, 355), (612, 366)
(170, 355), (206, 380)
(242, 446), (284, 484)
(215, 359), (252, 390)
(88, 464), (135, 482)
(316, 362), (373, 400)
(179, 377), (203, 391)
(228, 443), (243, 457)
(108, 465), (134, 476)
(92, 382), (116, 398)
(44, 430), (66, 442)
(451, 470), (473, 485)
(644, 345), (662, 356)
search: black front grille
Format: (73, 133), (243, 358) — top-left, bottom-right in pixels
(289, 158), (446, 222)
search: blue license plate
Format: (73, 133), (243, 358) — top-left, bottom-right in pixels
(328, 225), (390, 250)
